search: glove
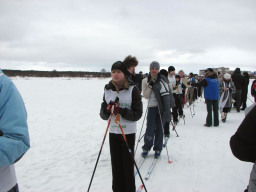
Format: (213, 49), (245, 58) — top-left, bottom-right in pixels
(107, 98), (120, 114)
(187, 82), (191, 85)
(173, 86), (177, 90)
(148, 80), (155, 88)
(0, 130), (3, 136)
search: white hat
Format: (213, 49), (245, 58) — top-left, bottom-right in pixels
(224, 73), (231, 80)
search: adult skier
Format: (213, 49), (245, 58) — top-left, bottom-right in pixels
(141, 61), (170, 158)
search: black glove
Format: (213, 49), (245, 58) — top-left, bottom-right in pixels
(0, 130), (3, 136)
(148, 80), (155, 88)
(187, 82), (191, 85)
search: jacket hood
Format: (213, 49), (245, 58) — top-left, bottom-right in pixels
(234, 68), (241, 74)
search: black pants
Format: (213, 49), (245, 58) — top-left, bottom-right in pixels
(173, 94), (183, 122)
(109, 133), (136, 192)
(206, 99), (219, 126)
(233, 89), (242, 111)
(8, 184), (19, 192)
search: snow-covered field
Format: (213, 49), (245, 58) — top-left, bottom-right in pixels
(12, 77), (254, 192)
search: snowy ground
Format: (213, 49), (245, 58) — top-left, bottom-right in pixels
(12, 77), (254, 192)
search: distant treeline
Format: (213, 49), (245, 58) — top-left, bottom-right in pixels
(2, 69), (111, 78)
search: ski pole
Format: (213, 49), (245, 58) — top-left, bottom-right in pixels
(135, 92), (151, 154)
(157, 105), (172, 164)
(116, 118), (148, 192)
(170, 120), (179, 137)
(135, 106), (148, 154)
(87, 106), (114, 192)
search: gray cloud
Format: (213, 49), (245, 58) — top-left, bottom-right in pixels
(0, 0), (256, 74)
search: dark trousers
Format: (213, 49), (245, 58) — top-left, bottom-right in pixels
(109, 133), (136, 192)
(241, 90), (248, 109)
(173, 94), (183, 122)
(233, 89), (242, 111)
(142, 107), (164, 151)
(206, 99), (219, 126)
(8, 184), (19, 192)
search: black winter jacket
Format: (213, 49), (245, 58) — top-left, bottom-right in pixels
(100, 80), (143, 122)
(230, 105), (256, 163)
(231, 68), (244, 90)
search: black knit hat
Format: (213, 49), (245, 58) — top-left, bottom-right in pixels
(160, 69), (168, 78)
(168, 66), (175, 72)
(111, 61), (128, 75)
(175, 75), (181, 79)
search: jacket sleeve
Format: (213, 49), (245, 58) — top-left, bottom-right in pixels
(230, 105), (256, 163)
(100, 93), (111, 120)
(191, 79), (207, 87)
(142, 78), (152, 99)
(0, 76), (30, 166)
(119, 86), (143, 121)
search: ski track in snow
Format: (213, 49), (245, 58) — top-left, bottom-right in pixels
(11, 77), (253, 192)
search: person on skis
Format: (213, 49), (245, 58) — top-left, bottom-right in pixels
(141, 61), (170, 158)
(172, 75), (186, 125)
(100, 61), (142, 192)
(219, 73), (236, 122)
(159, 69), (175, 137)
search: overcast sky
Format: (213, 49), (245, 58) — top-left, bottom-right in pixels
(0, 0), (255, 74)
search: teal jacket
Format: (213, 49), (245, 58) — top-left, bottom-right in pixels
(0, 70), (30, 166)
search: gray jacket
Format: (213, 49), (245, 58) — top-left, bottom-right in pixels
(219, 79), (236, 108)
(142, 74), (172, 123)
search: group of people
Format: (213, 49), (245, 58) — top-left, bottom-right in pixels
(0, 57), (254, 192)
(99, 57), (255, 192)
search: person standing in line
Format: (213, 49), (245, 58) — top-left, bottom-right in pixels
(0, 69), (30, 192)
(230, 105), (256, 192)
(251, 79), (256, 102)
(172, 75), (186, 125)
(189, 68), (219, 127)
(241, 72), (250, 110)
(122, 55), (140, 88)
(219, 73), (236, 122)
(141, 61), (170, 158)
(178, 70), (190, 107)
(168, 66), (176, 91)
(136, 71), (144, 94)
(231, 68), (245, 112)
(159, 69), (175, 137)
(100, 61), (142, 192)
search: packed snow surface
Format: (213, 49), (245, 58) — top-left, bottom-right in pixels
(12, 77), (254, 192)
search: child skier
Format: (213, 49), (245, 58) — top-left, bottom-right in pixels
(100, 61), (142, 192)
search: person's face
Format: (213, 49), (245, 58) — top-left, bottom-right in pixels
(195, 75), (198, 79)
(111, 69), (125, 83)
(150, 67), (159, 76)
(176, 77), (180, 82)
(170, 71), (175, 75)
(128, 66), (135, 75)
(179, 71), (184, 77)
